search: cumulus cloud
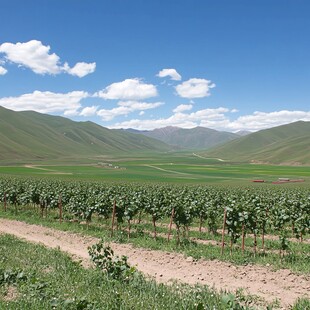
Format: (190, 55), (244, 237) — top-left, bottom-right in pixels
(97, 106), (132, 121)
(173, 104), (193, 113)
(79, 105), (98, 117)
(108, 107), (310, 132)
(227, 110), (310, 132)
(118, 100), (163, 110)
(0, 66), (8, 75)
(0, 40), (61, 74)
(176, 78), (216, 98)
(0, 90), (89, 115)
(157, 68), (182, 81)
(95, 78), (158, 100)
(97, 100), (164, 121)
(0, 40), (95, 77)
(63, 62), (96, 78)
(109, 107), (229, 130)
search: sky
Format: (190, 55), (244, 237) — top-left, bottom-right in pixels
(0, 0), (310, 132)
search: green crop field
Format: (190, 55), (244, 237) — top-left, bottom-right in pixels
(0, 151), (309, 185)
(1, 154), (309, 309)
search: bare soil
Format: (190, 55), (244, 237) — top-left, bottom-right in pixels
(153, 221), (310, 244)
(0, 218), (309, 309)
(2, 286), (20, 302)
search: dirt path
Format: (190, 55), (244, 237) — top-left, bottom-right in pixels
(143, 164), (197, 179)
(23, 165), (73, 175)
(192, 153), (226, 162)
(0, 218), (309, 308)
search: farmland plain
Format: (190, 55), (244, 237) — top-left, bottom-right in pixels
(1, 151), (309, 309)
(0, 151), (309, 185)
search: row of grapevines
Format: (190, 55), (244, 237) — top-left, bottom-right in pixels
(0, 176), (309, 253)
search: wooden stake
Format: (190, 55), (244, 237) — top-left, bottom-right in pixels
(137, 210), (142, 224)
(262, 227), (265, 252)
(111, 199), (116, 237)
(221, 209), (227, 255)
(167, 208), (175, 241)
(176, 225), (180, 245)
(4, 192), (6, 212)
(127, 219), (131, 239)
(262, 208), (268, 252)
(58, 194), (63, 223)
(241, 223), (245, 255)
(152, 216), (157, 239)
(40, 203), (44, 218)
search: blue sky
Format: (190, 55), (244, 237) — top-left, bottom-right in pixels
(0, 0), (310, 132)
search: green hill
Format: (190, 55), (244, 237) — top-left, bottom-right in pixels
(126, 126), (238, 150)
(203, 121), (310, 165)
(0, 106), (172, 163)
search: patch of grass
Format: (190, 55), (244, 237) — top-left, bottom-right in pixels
(291, 298), (310, 310)
(0, 207), (309, 275)
(0, 234), (254, 310)
(0, 152), (309, 185)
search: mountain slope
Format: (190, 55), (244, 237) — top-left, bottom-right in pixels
(0, 106), (172, 162)
(126, 126), (239, 149)
(203, 121), (310, 164)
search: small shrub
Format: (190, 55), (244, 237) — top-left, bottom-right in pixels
(0, 269), (27, 285)
(88, 240), (137, 281)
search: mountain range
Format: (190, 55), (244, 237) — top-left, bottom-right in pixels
(203, 121), (310, 165)
(0, 106), (171, 162)
(0, 105), (309, 165)
(124, 126), (240, 149)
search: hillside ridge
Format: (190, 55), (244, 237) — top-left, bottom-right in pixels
(125, 126), (239, 150)
(0, 106), (172, 163)
(203, 121), (310, 165)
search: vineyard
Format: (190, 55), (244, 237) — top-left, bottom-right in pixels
(0, 176), (309, 260)
(0, 175), (310, 308)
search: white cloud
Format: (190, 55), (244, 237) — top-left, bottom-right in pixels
(176, 78), (216, 98)
(95, 78), (158, 100)
(0, 66), (8, 75)
(97, 100), (164, 121)
(0, 40), (61, 74)
(157, 68), (181, 81)
(64, 62), (96, 78)
(79, 105), (98, 116)
(110, 117), (196, 130)
(109, 107), (229, 130)
(173, 104), (193, 113)
(118, 100), (163, 110)
(227, 110), (310, 131)
(0, 40), (95, 77)
(0, 90), (89, 115)
(109, 107), (310, 132)
(97, 106), (132, 121)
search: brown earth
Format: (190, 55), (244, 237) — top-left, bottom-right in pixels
(151, 221), (310, 244)
(2, 286), (20, 302)
(0, 218), (309, 309)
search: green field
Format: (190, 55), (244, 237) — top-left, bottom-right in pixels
(0, 152), (309, 185)
(0, 234), (238, 310)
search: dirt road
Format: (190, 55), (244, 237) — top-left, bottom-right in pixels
(0, 218), (309, 308)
